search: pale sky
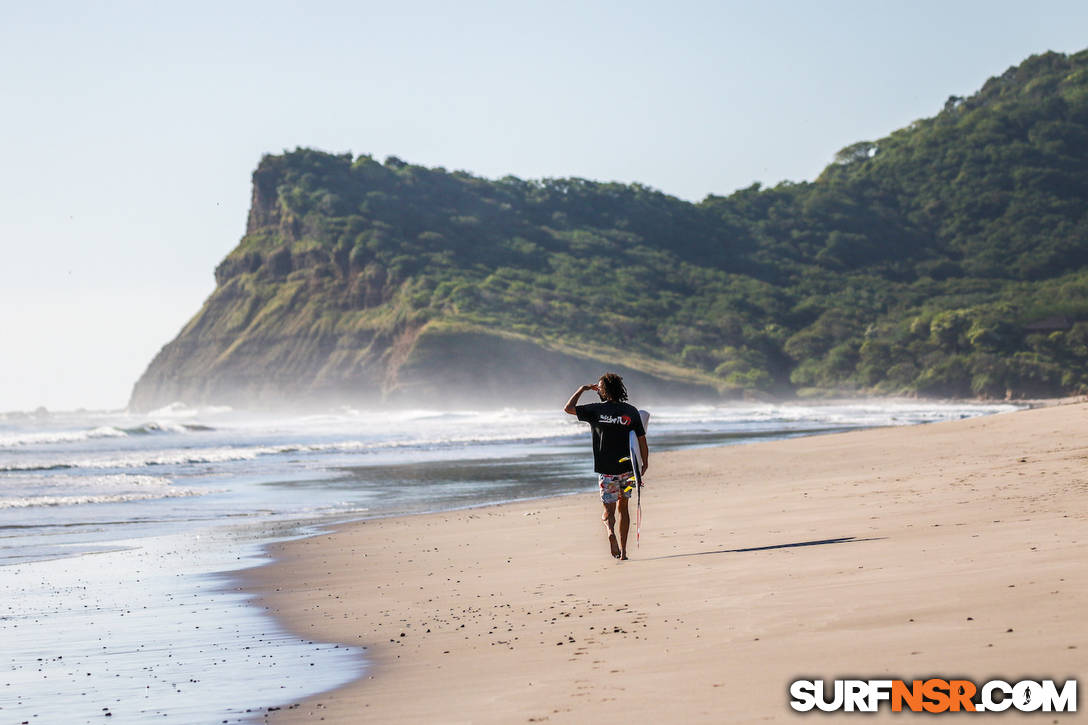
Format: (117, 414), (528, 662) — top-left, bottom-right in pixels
(2, 0), (1086, 411)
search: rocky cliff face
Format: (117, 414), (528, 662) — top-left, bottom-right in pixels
(128, 157), (715, 411)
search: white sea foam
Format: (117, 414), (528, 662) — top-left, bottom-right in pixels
(0, 473), (208, 509)
(123, 421), (216, 435)
(144, 402), (234, 419)
(0, 426), (128, 447)
(0, 446), (282, 471)
(0, 489), (206, 509)
(650, 401), (1020, 428)
(0, 427), (582, 472)
(0, 419), (217, 449)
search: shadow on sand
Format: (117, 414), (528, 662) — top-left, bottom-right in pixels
(642, 536), (885, 561)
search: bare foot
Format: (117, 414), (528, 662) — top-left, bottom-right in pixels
(620, 552), (628, 561)
(608, 534), (621, 558)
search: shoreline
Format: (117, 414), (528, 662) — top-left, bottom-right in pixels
(0, 518), (366, 724)
(240, 402), (1087, 723)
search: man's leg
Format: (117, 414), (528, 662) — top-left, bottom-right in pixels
(617, 496), (631, 560)
(601, 501), (620, 558)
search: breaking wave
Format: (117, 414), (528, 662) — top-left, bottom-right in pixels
(0, 427), (128, 447)
(0, 422), (215, 448)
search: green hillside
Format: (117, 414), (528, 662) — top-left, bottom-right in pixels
(130, 49), (1088, 410)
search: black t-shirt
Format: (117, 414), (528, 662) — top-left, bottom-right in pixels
(575, 401), (646, 474)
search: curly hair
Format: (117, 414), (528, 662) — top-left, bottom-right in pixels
(598, 372), (628, 402)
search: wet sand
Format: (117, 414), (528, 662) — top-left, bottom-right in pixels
(243, 402), (1087, 723)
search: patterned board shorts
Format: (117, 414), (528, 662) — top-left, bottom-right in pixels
(599, 472), (635, 504)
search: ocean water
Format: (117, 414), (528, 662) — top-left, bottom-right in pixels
(0, 400), (1020, 722)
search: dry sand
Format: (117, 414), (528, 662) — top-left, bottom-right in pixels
(243, 402), (1087, 723)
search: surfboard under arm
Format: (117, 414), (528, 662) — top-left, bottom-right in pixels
(627, 409), (650, 488)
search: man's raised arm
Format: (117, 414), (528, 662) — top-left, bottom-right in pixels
(564, 384), (597, 415)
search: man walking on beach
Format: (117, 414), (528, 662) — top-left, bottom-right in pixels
(564, 373), (648, 560)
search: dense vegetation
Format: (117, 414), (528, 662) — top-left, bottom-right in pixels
(211, 49), (1088, 400)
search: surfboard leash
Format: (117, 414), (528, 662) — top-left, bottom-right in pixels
(619, 459), (641, 548)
